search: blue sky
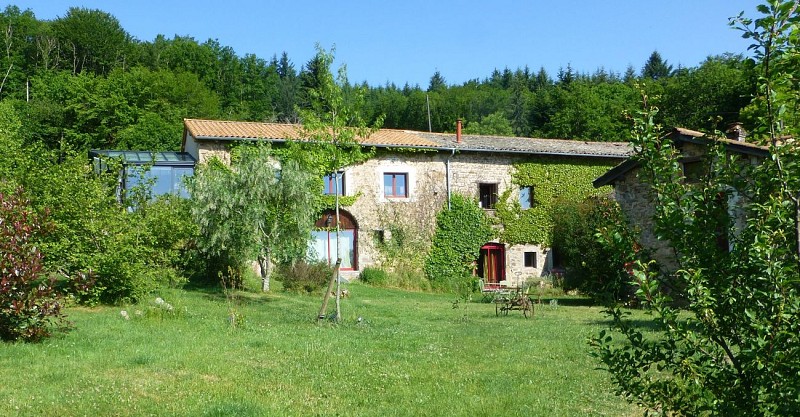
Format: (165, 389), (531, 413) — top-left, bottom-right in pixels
(11, 0), (758, 87)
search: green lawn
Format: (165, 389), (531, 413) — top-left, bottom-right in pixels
(0, 283), (638, 416)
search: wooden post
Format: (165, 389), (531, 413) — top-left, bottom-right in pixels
(317, 259), (341, 322)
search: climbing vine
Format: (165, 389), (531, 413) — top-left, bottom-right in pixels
(495, 157), (617, 246)
(319, 193), (360, 210)
(424, 194), (495, 291)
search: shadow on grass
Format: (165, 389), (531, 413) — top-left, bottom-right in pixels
(590, 317), (665, 332)
(182, 280), (284, 305)
(534, 296), (596, 307)
(475, 295), (598, 307)
(206, 292), (283, 305)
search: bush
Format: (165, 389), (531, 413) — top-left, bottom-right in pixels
(0, 189), (66, 342)
(276, 261), (333, 294)
(387, 270), (431, 291)
(551, 196), (639, 301)
(359, 267), (388, 286)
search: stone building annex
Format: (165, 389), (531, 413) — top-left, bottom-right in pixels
(182, 118), (631, 286)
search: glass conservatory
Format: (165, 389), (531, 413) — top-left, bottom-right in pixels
(89, 150), (196, 201)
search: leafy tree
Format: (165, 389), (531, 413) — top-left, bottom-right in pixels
(641, 50), (673, 80)
(0, 6), (41, 99)
(298, 45), (381, 174)
(623, 65), (638, 83)
(51, 7), (132, 75)
(592, 2), (800, 414)
(545, 78), (638, 140)
(507, 74), (530, 136)
(463, 111), (514, 136)
(557, 63), (575, 85)
(658, 54), (755, 132)
(1, 99), (189, 304)
(274, 51), (300, 122)
(190, 144), (318, 292)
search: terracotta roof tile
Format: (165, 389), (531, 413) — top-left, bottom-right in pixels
(184, 119), (632, 158)
(184, 119), (303, 140)
(185, 119), (441, 148)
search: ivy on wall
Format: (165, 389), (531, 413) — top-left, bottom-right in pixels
(227, 141), (371, 211)
(424, 194), (495, 290)
(319, 193), (360, 210)
(495, 157), (617, 246)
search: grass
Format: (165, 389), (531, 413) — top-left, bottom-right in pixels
(0, 282), (639, 416)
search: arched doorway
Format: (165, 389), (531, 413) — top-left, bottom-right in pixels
(477, 242), (505, 284)
(310, 209), (358, 270)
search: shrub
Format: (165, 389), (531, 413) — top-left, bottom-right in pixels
(0, 189), (66, 342)
(551, 195), (639, 302)
(359, 267), (388, 286)
(276, 261), (333, 294)
(387, 269), (431, 291)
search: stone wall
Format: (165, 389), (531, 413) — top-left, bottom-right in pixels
(195, 140), (231, 165)
(342, 151), (447, 271)
(343, 151), (555, 285)
(193, 140), (581, 284)
(613, 167), (679, 272)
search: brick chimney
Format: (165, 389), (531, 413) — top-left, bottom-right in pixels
(726, 122), (747, 142)
(456, 119), (462, 143)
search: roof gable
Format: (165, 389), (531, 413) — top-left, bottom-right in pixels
(593, 128), (770, 188)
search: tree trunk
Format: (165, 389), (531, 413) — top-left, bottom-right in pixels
(317, 259), (342, 322)
(258, 252), (271, 292)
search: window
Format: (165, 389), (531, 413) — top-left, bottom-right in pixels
(523, 252), (537, 268)
(519, 186), (535, 209)
(682, 158), (705, 184)
(323, 172), (345, 195)
(479, 183), (498, 209)
(310, 210), (358, 270)
(89, 150), (196, 203)
(125, 165), (194, 199)
(311, 229), (356, 270)
(384, 173), (408, 198)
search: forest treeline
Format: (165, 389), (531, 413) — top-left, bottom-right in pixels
(1, 5), (756, 152)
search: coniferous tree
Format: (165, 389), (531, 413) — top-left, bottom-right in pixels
(641, 50), (673, 80)
(427, 70), (446, 92)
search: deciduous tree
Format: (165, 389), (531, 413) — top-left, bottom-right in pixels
(592, 2), (800, 414)
(190, 144), (318, 292)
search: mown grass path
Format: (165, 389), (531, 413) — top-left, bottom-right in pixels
(0, 283), (638, 416)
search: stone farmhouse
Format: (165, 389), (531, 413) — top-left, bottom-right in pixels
(593, 126), (770, 272)
(182, 118), (631, 286)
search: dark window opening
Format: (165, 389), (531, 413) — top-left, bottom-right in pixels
(524, 251), (537, 268)
(682, 158), (705, 184)
(479, 183), (498, 209)
(713, 191), (730, 252)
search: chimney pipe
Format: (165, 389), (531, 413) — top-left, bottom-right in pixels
(456, 119), (462, 143)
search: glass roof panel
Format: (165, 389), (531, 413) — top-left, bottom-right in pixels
(89, 150), (196, 165)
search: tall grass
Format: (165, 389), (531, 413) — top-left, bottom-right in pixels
(0, 283), (637, 416)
